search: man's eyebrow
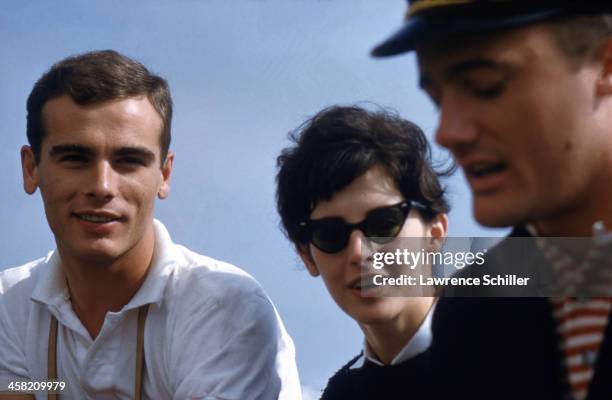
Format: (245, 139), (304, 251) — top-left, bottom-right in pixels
(49, 145), (156, 162)
(114, 146), (156, 161)
(446, 59), (504, 80)
(419, 58), (506, 89)
(49, 144), (94, 157)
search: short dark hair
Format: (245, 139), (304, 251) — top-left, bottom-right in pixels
(26, 50), (173, 163)
(276, 105), (452, 247)
(416, 13), (612, 72)
(548, 14), (612, 70)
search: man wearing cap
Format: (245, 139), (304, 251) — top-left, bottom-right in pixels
(373, 2), (612, 399)
(0, 50), (300, 400)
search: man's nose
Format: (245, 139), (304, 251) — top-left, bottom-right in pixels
(435, 96), (479, 151)
(86, 161), (118, 200)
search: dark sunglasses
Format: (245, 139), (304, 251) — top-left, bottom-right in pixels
(299, 201), (424, 254)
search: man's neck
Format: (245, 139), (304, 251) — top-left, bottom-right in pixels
(534, 208), (612, 237)
(534, 167), (612, 237)
(58, 228), (156, 339)
(359, 297), (434, 365)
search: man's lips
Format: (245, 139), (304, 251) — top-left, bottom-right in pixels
(464, 162), (507, 178)
(458, 156), (509, 194)
(72, 210), (123, 223)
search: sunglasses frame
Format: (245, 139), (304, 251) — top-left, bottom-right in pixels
(299, 200), (425, 254)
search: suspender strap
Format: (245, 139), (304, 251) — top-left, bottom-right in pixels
(47, 304), (150, 400)
(134, 304), (150, 400)
(47, 316), (58, 400)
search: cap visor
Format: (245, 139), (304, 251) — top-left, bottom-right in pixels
(371, 18), (428, 57)
(371, 7), (567, 58)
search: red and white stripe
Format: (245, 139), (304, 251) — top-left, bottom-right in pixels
(552, 297), (611, 400)
(534, 233), (612, 400)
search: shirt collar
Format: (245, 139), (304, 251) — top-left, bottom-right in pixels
(124, 219), (180, 309)
(523, 222), (612, 297)
(351, 301), (436, 369)
(30, 250), (69, 309)
(31, 219), (179, 311)
(526, 221), (611, 240)
(527, 221), (612, 261)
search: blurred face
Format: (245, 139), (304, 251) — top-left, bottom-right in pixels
(21, 95), (173, 266)
(418, 24), (612, 234)
(299, 166), (447, 328)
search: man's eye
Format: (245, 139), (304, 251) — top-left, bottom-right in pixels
(459, 73), (507, 100)
(117, 157), (145, 166)
(471, 83), (504, 99)
(59, 155), (87, 163)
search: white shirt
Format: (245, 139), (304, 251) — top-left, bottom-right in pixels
(351, 302), (435, 369)
(0, 220), (301, 400)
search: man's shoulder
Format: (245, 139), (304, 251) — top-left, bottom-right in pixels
(156, 245), (285, 371)
(445, 227), (550, 296)
(173, 245), (264, 289)
(154, 220), (261, 290)
(166, 245), (272, 312)
(0, 254), (49, 296)
(461, 226), (534, 272)
(0, 255), (49, 333)
(434, 227), (553, 329)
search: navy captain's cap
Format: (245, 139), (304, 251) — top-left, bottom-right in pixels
(372, 1), (612, 57)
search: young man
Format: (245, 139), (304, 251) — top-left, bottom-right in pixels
(0, 50), (300, 400)
(276, 106), (449, 399)
(373, 1), (612, 399)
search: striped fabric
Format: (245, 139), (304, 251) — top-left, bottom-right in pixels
(534, 226), (612, 400)
(551, 298), (611, 400)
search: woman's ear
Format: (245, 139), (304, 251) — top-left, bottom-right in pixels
(429, 213), (449, 238)
(428, 213), (448, 251)
(298, 244), (320, 277)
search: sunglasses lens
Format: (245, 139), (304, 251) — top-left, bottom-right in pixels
(311, 220), (350, 253)
(306, 202), (411, 253)
(364, 206), (406, 243)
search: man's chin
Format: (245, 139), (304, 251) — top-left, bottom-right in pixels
(61, 241), (125, 266)
(473, 202), (526, 229)
(81, 251), (123, 266)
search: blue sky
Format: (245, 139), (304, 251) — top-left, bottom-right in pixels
(0, 1), (506, 396)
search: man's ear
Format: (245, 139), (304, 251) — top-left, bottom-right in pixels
(158, 151), (174, 200)
(596, 38), (612, 97)
(428, 213), (449, 250)
(21, 145), (39, 195)
(298, 244), (320, 277)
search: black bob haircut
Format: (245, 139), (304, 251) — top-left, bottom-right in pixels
(276, 105), (453, 247)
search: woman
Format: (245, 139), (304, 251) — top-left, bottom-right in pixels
(276, 105), (451, 399)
